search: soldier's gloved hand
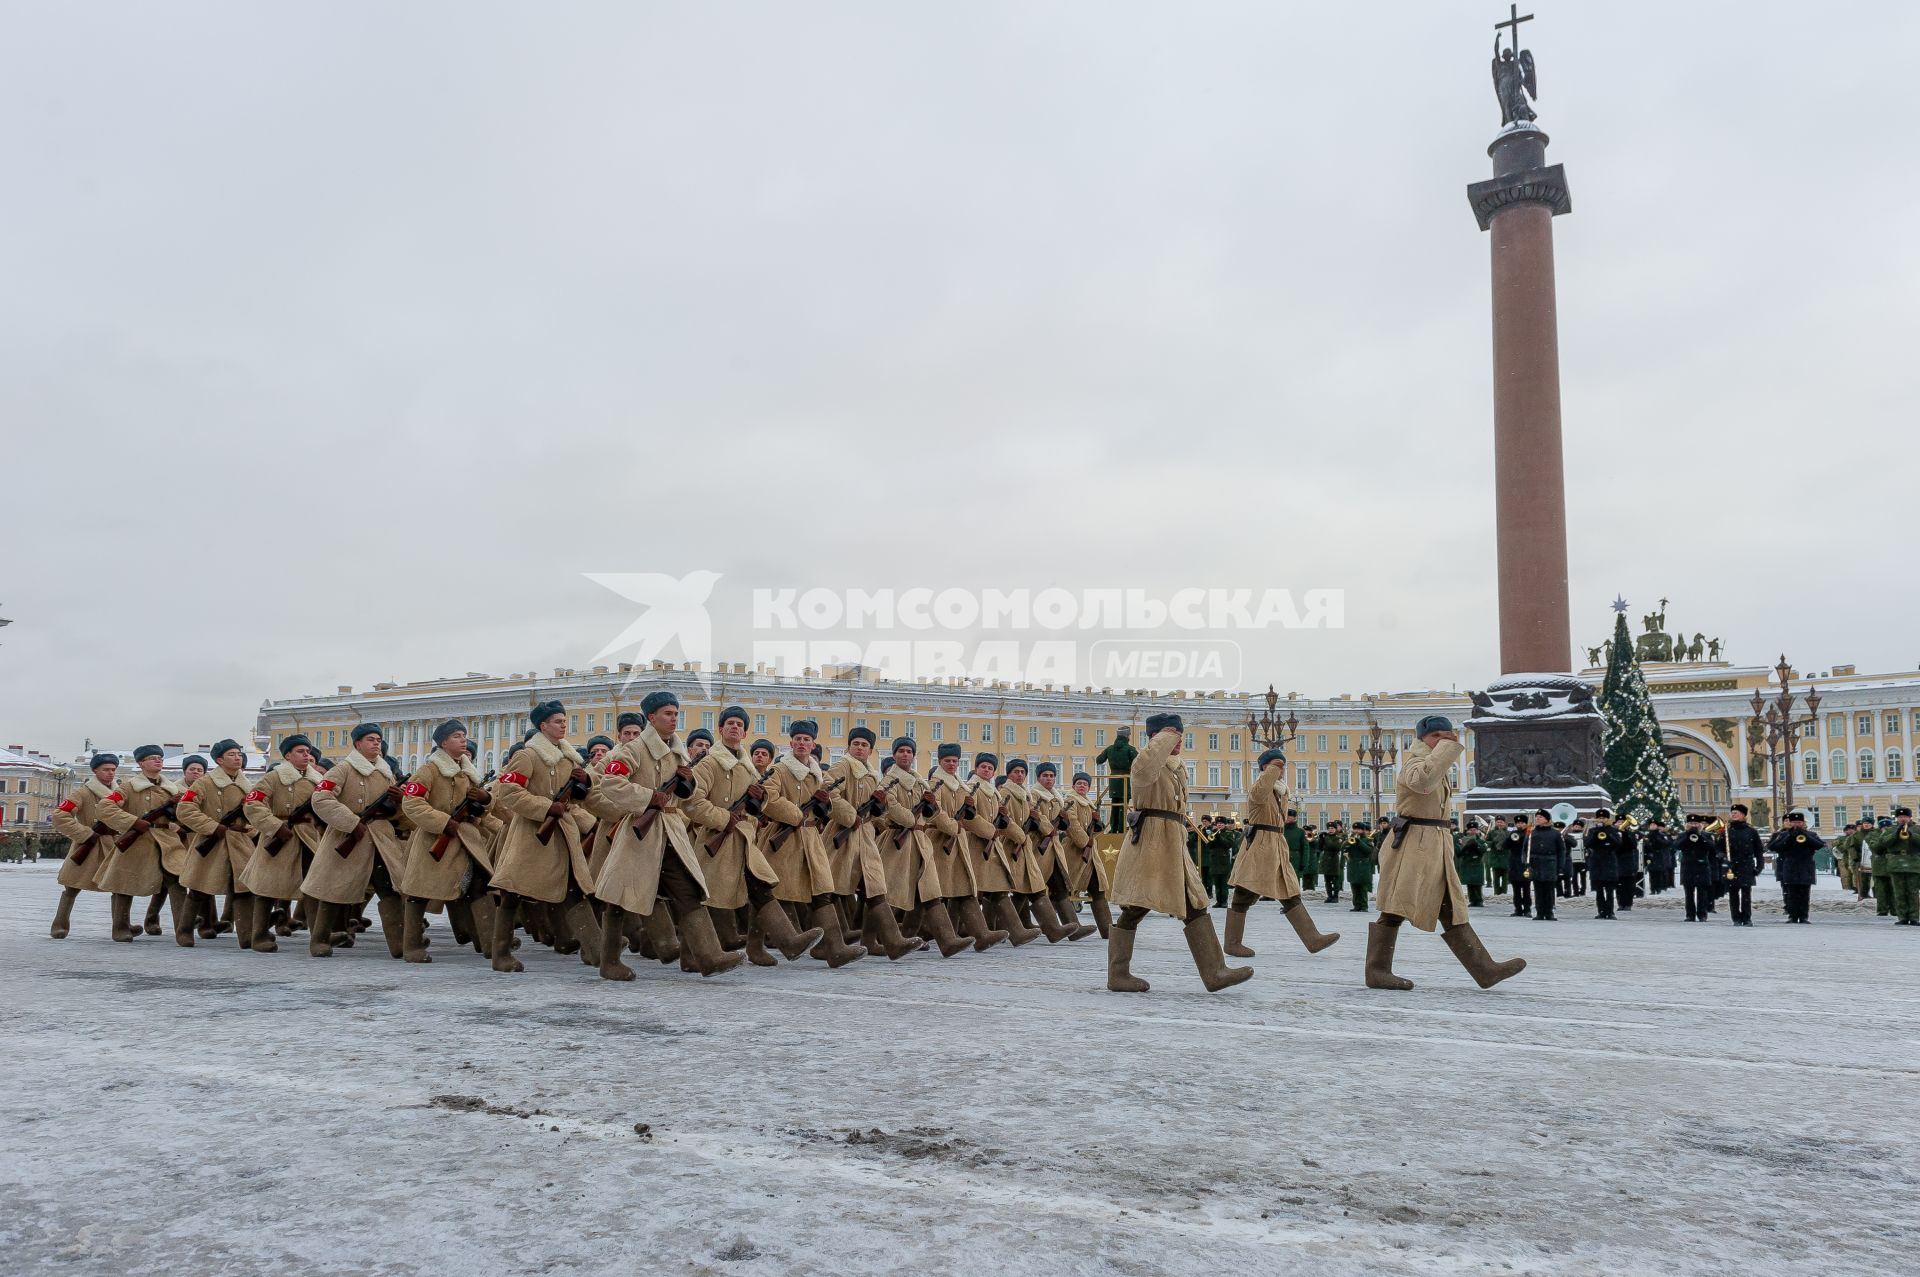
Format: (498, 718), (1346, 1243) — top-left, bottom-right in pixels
(546, 801), (569, 819)
(811, 787), (831, 805)
(385, 785), (405, 802)
(570, 766), (591, 784)
(746, 783), (766, 802)
(647, 789), (669, 810)
(133, 818), (152, 833)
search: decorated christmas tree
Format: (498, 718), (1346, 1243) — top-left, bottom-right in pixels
(1599, 606), (1681, 824)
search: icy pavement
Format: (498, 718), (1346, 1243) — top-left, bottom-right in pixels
(1, 864), (1914, 1277)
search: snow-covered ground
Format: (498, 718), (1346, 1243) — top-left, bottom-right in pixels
(2, 863), (1913, 1277)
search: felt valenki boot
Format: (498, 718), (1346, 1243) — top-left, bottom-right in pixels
(919, 899), (972, 958)
(755, 898), (823, 961)
(110, 893), (140, 943)
(990, 893), (1041, 946)
(1090, 894), (1113, 940)
(143, 892), (165, 936)
(169, 884), (196, 947)
(1106, 926), (1150, 993)
(1364, 921), (1413, 990)
(308, 900), (337, 957)
(1223, 907), (1255, 957)
(863, 897), (924, 960)
(642, 908), (681, 965)
(50, 886), (80, 940)
(598, 905), (636, 981)
(490, 893), (523, 972)
(401, 897), (430, 963)
(677, 907), (745, 977)
(956, 896), (1007, 951)
(1050, 895), (1096, 941)
(808, 899), (867, 968)
(1281, 897), (1340, 953)
(1441, 923), (1526, 989)
(1183, 914), (1253, 992)
(566, 899), (604, 969)
(376, 894), (405, 959)
(1027, 894), (1076, 944)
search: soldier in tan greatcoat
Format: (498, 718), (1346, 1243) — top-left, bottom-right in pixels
(485, 701), (602, 974)
(966, 754), (1040, 945)
(397, 720), (495, 962)
(877, 739), (970, 957)
(1367, 715), (1526, 992)
(827, 727), (923, 960)
(591, 689), (742, 980)
(755, 719), (866, 967)
(925, 743), (1006, 950)
(174, 741), (254, 943)
(1059, 771), (1111, 937)
(239, 734), (328, 954)
(93, 745), (183, 943)
(681, 705), (821, 967)
(580, 714), (673, 964)
(48, 752), (120, 939)
(1223, 747), (1340, 960)
(303, 723), (406, 958)
(1106, 713), (1251, 993)
(1027, 761), (1093, 942)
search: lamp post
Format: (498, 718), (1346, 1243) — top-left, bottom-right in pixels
(1245, 685), (1299, 754)
(1747, 654), (1820, 828)
(1355, 715), (1399, 828)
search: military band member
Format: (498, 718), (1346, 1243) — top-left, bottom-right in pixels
(1107, 713), (1251, 993)
(1453, 818), (1487, 907)
(1029, 761), (1093, 941)
(681, 705), (822, 967)
(1485, 815), (1510, 895)
(1676, 814), (1719, 920)
(593, 690), (742, 979)
(1346, 821), (1379, 912)
(1768, 811), (1822, 923)
(92, 745), (180, 943)
(927, 743), (1006, 950)
(398, 720), (495, 963)
(1223, 747), (1339, 959)
(1501, 815), (1531, 917)
(1367, 717), (1525, 992)
(174, 741), (253, 942)
(1525, 810), (1561, 921)
(1317, 821), (1347, 904)
(1584, 809), (1628, 920)
(1641, 819), (1675, 894)
(239, 734), (327, 953)
(757, 719), (866, 966)
(303, 724), (406, 958)
(1872, 806), (1919, 925)
(1721, 803), (1764, 927)
(49, 752), (120, 938)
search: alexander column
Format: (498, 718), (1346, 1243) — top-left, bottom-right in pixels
(1463, 7), (1606, 817)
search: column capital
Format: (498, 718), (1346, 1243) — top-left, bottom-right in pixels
(1468, 163), (1572, 232)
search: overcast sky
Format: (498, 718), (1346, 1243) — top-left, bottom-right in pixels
(4, 1), (1917, 753)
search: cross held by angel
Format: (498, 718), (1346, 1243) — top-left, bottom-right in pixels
(1492, 5), (1539, 127)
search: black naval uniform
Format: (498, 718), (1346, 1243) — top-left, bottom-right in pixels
(1642, 827), (1675, 894)
(1527, 824), (1564, 920)
(1722, 821), (1765, 926)
(1676, 825), (1721, 921)
(1502, 824), (1531, 916)
(1769, 825), (1824, 923)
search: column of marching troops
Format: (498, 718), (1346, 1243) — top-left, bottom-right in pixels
(46, 697), (1914, 992)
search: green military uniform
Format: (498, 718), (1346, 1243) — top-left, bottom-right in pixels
(1484, 824), (1510, 893)
(1344, 825), (1378, 913)
(1282, 817), (1308, 892)
(1201, 821), (1237, 909)
(1869, 821), (1897, 917)
(1873, 810), (1920, 924)
(1314, 825), (1344, 903)
(1095, 731), (1138, 838)
(1293, 824), (1317, 892)
(1455, 826), (1488, 907)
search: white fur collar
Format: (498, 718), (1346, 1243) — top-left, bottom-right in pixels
(778, 752), (821, 783)
(930, 767), (964, 791)
(524, 733), (581, 769)
(1001, 780), (1030, 802)
(346, 751), (393, 781)
(428, 748), (482, 783)
(85, 777), (114, 799)
(838, 752), (882, 782)
(272, 760), (326, 786)
(208, 767), (246, 790)
(125, 774), (164, 793)
(1067, 788), (1094, 808)
(705, 740), (744, 772)
(640, 725), (688, 765)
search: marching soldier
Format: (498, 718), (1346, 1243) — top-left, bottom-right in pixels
(1366, 717), (1525, 992)
(1026, 760), (1093, 941)
(1059, 770), (1111, 937)
(583, 735), (615, 765)
(1454, 818), (1487, 907)
(174, 741), (253, 944)
(92, 745), (180, 943)
(487, 701), (604, 973)
(826, 727), (923, 959)
(397, 720), (495, 963)
(965, 753), (1039, 944)
(680, 705), (822, 967)
(876, 738), (970, 956)
(240, 734), (328, 953)
(48, 752), (120, 938)
(1872, 806), (1919, 925)
(1106, 713), (1250, 993)
(303, 724), (406, 958)
(757, 719), (866, 966)
(593, 690), (741, 979)
(925, 743), (1006, 950)
(1223, 746), (1338, 959)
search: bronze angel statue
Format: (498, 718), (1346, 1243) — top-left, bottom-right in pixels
(1492, 37), (1537, 127)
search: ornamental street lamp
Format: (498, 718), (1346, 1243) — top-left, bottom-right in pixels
(1748, 654), (1820, 827)
(1246, 685), (1299, 753)
(1355, 714), (1399, 828)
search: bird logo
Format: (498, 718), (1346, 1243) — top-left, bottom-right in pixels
(584, 571), (722, 693)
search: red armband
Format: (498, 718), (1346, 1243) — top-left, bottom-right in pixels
(245, 790), (269, 803)
(106, 791), (124, 803)
(401, 781), (428, 798)
(603, 760), (631, 777)
(316, 779), (338, 791)
(57, 798), (77, 813)
(498, 771), (529, 787)
(180, 790), (198, 803)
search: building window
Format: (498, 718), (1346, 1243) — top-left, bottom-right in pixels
(1074, 728), (1085, 747)
(1803, 753), (1819, 784)
(902, 720), (916, 738)
(1207, 733), (1219, 752)
(14, 803), (24, 823)
(958, 723), (970, 742)
(1859, 750), (1875, 781)
(1383, 766), (1395, 791)
(1338, 765), (1352, 791)
(1024, 726), (1035, 745)
(1184, 764), (1197, 786)
(1888, 751), (1905, 781)
(1316, 734), (1328, 753)
(700, 711), (714, 730)
(570, 715), (579, 735)
(1862, 804), (1876, 822)
(1857, 713), (1873, 736)
(1050, 727), (1060, 746)
(1337, 734), (1349, 753)
(1828, 714), (1846, 737)
(1183, 732), (1194, 751)
(1294, 765), (1308, 791)
(1095, 729), (1107, 746)
(1888, 712), (1902, 735)
(1809, 807), (1821, 828)
(855, 717), (867, 730)
(878, 720), (891, 738)
(1836, 804), (1848, 826)
(1316, 765), (1330, 791)
(1830, 750), (1847, 782)
(1229, 733), (1242, 752)
(831, 717), (843, 737)
(931, 722), (943, 741)
(1685, 781), (1695, 803)
(1229, 764), (1242, 791)
(1208, 764), (1221, 787)
(1360, 770), (1372, 792)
